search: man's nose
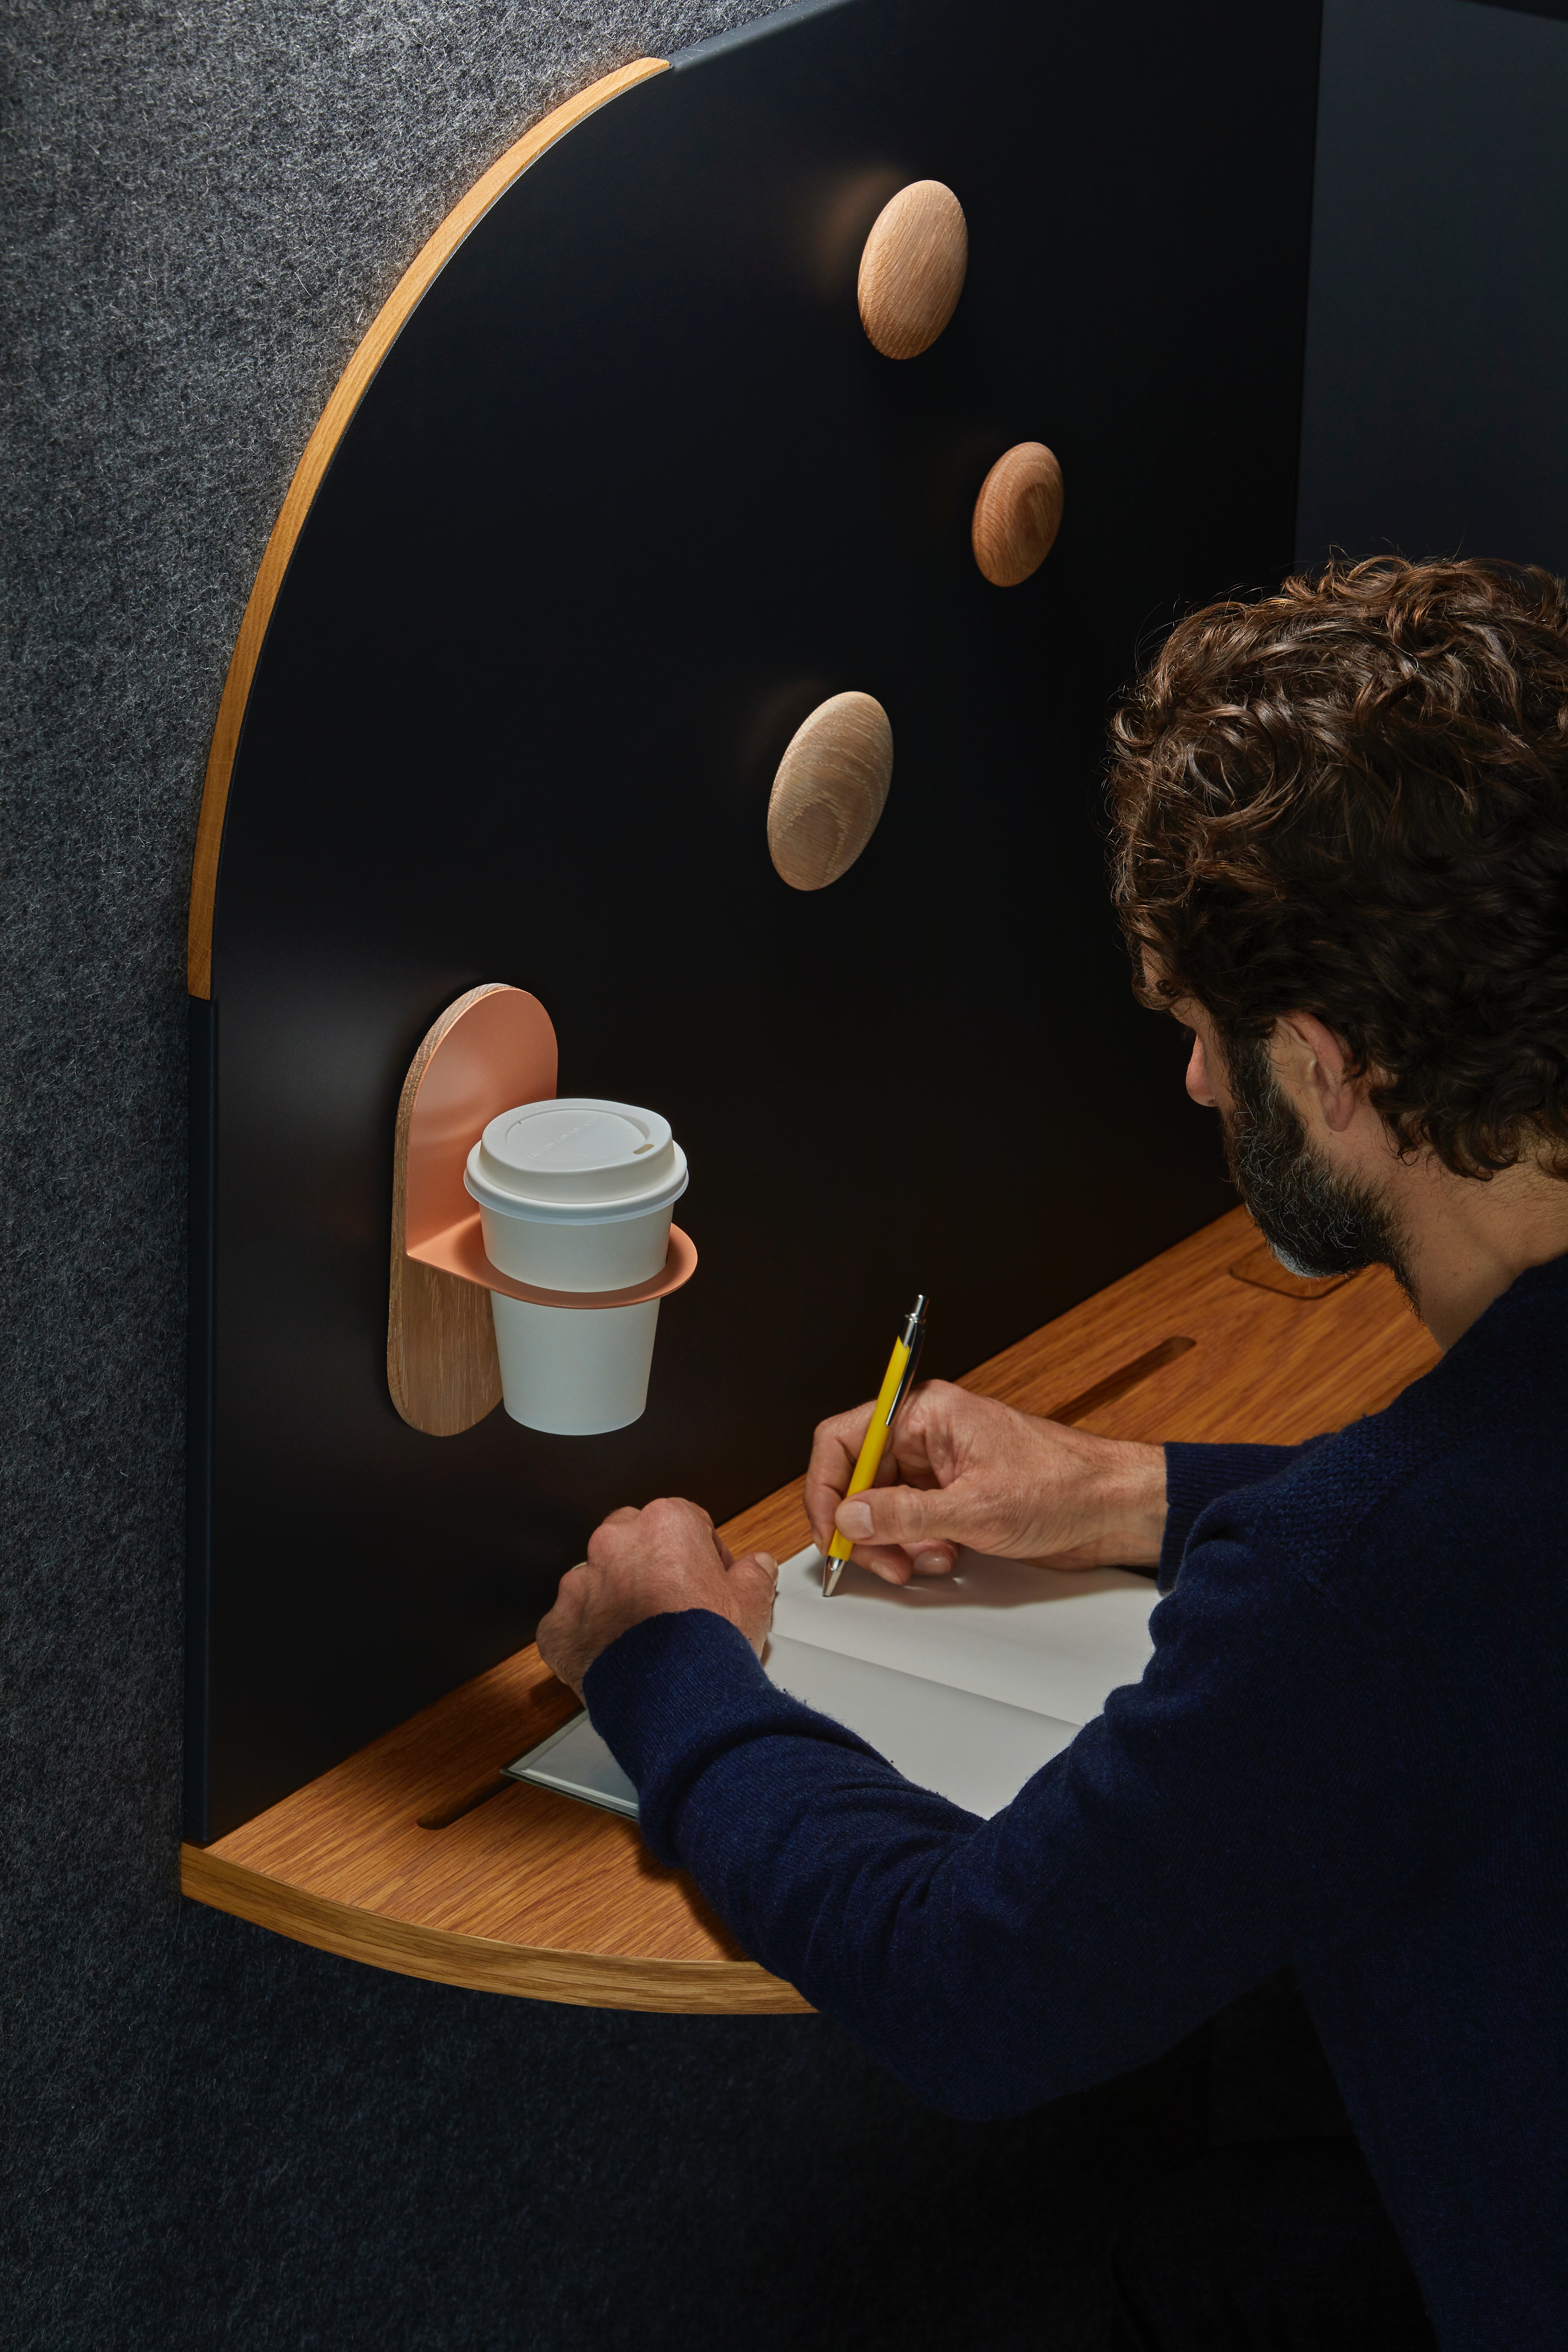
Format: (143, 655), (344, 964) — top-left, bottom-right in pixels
(1185, 1034), (1218, 1108)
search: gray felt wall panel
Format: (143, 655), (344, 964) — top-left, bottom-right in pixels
(2, 3), (1208, 2341)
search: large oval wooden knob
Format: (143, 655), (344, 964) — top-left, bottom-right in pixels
(767, 692), (894, 892)
(972, 442), (1064, 585)
(857, 181), (968, 360)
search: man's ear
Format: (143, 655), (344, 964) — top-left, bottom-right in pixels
(1275, 1013), (1364, 1134)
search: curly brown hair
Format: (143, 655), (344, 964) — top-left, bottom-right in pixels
(1108, 555), (1568, 1179)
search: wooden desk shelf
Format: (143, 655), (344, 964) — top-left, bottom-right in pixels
(181, 1209), (1438, 2011)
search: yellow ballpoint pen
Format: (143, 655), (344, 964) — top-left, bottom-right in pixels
(822, 1293), (929, 1596)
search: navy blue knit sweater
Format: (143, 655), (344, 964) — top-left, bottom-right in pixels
(586, 1255), (1568, 2348)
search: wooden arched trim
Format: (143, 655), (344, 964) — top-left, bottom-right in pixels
(185, 56), (669, 999)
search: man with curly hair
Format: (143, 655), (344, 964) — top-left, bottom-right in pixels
(538, 558), (1568, 2350)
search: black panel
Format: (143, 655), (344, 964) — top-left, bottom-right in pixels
(199, 0), (1323, 1836)
(1299, 0), (1568, 572)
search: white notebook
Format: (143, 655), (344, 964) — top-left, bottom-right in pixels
(505, 1545), (1158, 1822)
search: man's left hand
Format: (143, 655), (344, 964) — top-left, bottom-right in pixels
(536, 1497), (779, 1700)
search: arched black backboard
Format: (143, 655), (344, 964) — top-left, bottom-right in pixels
(189, 0), (1322, 1839)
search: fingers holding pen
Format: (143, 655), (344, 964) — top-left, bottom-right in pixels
(803, 1400), (876, 1555)
(833, 1485), (960, 1584)
(805, 1384), (959, 1584)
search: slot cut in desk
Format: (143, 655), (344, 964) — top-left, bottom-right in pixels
(181, 1208), (1439, 2011)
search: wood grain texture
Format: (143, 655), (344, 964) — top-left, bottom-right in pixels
(183, 1633), (809, 2011)
(1228, 1240), (1353, 1300)
(766, 690), (894, 891)
(186, 1204), (1439, 2010)
(1042, 1334), (1195, 1427)
(971, 441), (1064, 586)
(388, 983), (558, 1435)
(180, 1849), (797, 2013)
(954, 1207), (1437, 1448)
(720, 1473), (814, 1575)
(856, 178), (968, 359)
(388, 1255), (503, 1439)
(185, 57), (668, 1000)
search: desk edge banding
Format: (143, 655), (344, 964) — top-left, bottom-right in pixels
(179, 1843), (813, 2013)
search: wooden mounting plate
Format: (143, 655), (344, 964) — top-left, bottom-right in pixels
(184, 1206), (1439, 2012)
(388, 983), (558, 1436)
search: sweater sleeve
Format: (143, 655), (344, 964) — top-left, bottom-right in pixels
(584, 1483), (1441, 2123)
(1159, 1441), (1317, 1587)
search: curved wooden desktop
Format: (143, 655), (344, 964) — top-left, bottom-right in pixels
(180, 1207), (1438, 2011)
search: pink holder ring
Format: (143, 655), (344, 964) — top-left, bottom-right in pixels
(409, 1214), (697, 1310)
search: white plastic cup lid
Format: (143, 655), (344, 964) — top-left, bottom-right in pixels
(464, 1097), (688, 1225)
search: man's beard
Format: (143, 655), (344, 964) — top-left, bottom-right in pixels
(1220, 1031), (1416, 1297)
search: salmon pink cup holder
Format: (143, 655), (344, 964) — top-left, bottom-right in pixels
(390, 985), (696, 1436)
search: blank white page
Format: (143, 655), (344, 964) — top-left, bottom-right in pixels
(769, 1544), (1158, 1727)
(506, 1639), (1081, 1820)
(762, 1634), (1080, 1815)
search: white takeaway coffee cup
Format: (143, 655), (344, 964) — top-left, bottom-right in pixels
(463, 1099), (688, 1435)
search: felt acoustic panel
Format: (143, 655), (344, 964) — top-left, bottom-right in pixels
(188, 0), (1322, 1841)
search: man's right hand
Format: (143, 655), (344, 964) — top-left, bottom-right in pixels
(804, 1380), (1168, 1586)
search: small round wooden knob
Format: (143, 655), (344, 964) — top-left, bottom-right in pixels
(971, 442), (1064, 586)
(856, 180), (968, 360)
(767, 692), (894, 892)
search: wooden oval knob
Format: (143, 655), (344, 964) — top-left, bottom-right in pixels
(767, 692), (894, 892)
(856, 180), (968, 360)
(971, 442), (1064, 586)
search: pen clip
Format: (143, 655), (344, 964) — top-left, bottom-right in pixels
(883, 1321), (926, 1431)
